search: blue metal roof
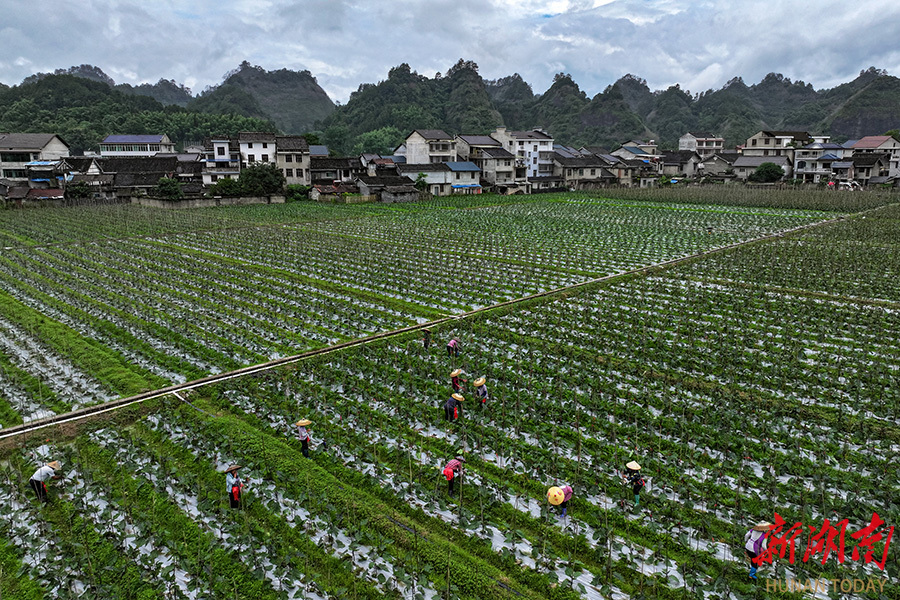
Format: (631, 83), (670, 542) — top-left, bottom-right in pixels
(445, 161), (480, 171)
(622, 146), (648, 155)
(451, 184), (482, 188)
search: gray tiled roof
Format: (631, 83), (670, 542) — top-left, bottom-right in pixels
(413, 129), (453, 140)
(276, 136), (310, 151)
(238, 132), (276, 142)
(397, 163), (450, 172)
(457, 135), (500, 146)
(0, 133), (63, 150)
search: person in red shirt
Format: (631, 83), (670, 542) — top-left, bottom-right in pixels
(443, 456), (465, 495)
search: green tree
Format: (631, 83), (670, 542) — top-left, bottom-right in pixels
(65, 180), (91, 201)
(885, 129), (900, 142)
(208, 177), (242, 197)
(155, 177), (184, 199)
(238, 163), (285, 196)
(414, 173), (428, 191)
(285, 184), (311, 202)
(748, 162), (785, 183)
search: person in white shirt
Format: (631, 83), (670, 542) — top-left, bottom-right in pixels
(744, 522), (771, 579)
(29, 461), (61, 503)
(295, 419), (312, 458)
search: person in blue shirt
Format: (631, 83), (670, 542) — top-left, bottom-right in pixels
(225, 465), (244, 508)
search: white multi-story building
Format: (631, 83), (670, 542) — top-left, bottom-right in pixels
(100, 134), (175, 157)
(0, 133), (70, 181)
(398, 130), (456, 164)
(678, 132), (724, 157)
(489, 127), (554, 179)
(238, 132), (276, 166)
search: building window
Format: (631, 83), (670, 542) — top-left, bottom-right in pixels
(211, 175), (218, 182)
(248, 154), (255, 162)
(763, 150), (769, 156)
(456, 172), (460, 180)
(285, 168), (293, 177)
(262, 154), (269, 162)
(262, 143), (268, 148)
(248, 143), (254, 148)
(764, 138), (770, 145)
(285, 154), (293, 163)
(590, 169), (596, 175)
(751, 139), (757, 146)
(578, 168), (584, 175)
(533, 157), (537, 164)
(533, 145), (538, 151)
(295, 154), (303, 162)
(217, 146), (225, 156)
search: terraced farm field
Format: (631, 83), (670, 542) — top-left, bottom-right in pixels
(0, 190), (897, 599)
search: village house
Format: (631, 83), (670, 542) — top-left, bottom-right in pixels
(851, 153), (890, 185)
(698, 152), (740, 178)
(793, 141), (852, 183)
(310, 157), (365, 184)
(202, 138), (241, 185)
(661, 150), (702, 178)
(489, 127), (555, 180)
(446, 161), (482, 194)
(742, 130), (811, 164)
(0, 133), (70, 181)
(397, 130), (456, 164)
(275, 135), (311, 186)
(396, 163), (451, 196)
(851, 136), (900, 177)
(552, 146), (618, 189)
(238, 131), (276, 166)
(678, 132), (724, 157)
(454, 134), (515, 188)
(100, 134), (175, 157)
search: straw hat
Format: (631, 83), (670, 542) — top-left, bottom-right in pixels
(473, 377), (486, 387)
(46, 461), (61, 470)
(224, 465), (241, 474)
(451, 393), (464, 402)
(295, 419), (312, 427)
(626, 461), (641, 471)
(450, 369), (463, 377)
(753, 522), (773, 531)
(547, 486), (565, 505)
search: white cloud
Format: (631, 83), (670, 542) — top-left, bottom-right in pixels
(0, 0), (898, 104)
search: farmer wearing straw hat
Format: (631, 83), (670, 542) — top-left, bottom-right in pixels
(473, 377), (488, 405)
(744, 522), (772, 579)
(444, 393), (464, 421)
(547, 484), (573, 517)
(225, 465), (244, 509)
(450, 369), (467, 394)
(443, 456), (465, 495)
(447, 337), (461, 357)
(295, 419), (312, 458)
(624, 461), (645, 506)
(422, 328), (432, 350)
(29, 460), (61, 503)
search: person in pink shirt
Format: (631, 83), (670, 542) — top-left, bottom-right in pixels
(446, 337), (460, 357)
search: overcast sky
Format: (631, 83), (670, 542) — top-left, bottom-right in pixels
(2, 0), (899, 103)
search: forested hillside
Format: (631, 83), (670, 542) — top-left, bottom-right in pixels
(0, 74), (275, 154)
(190, 62), (334, 134)
(2, 61), (899, 155)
